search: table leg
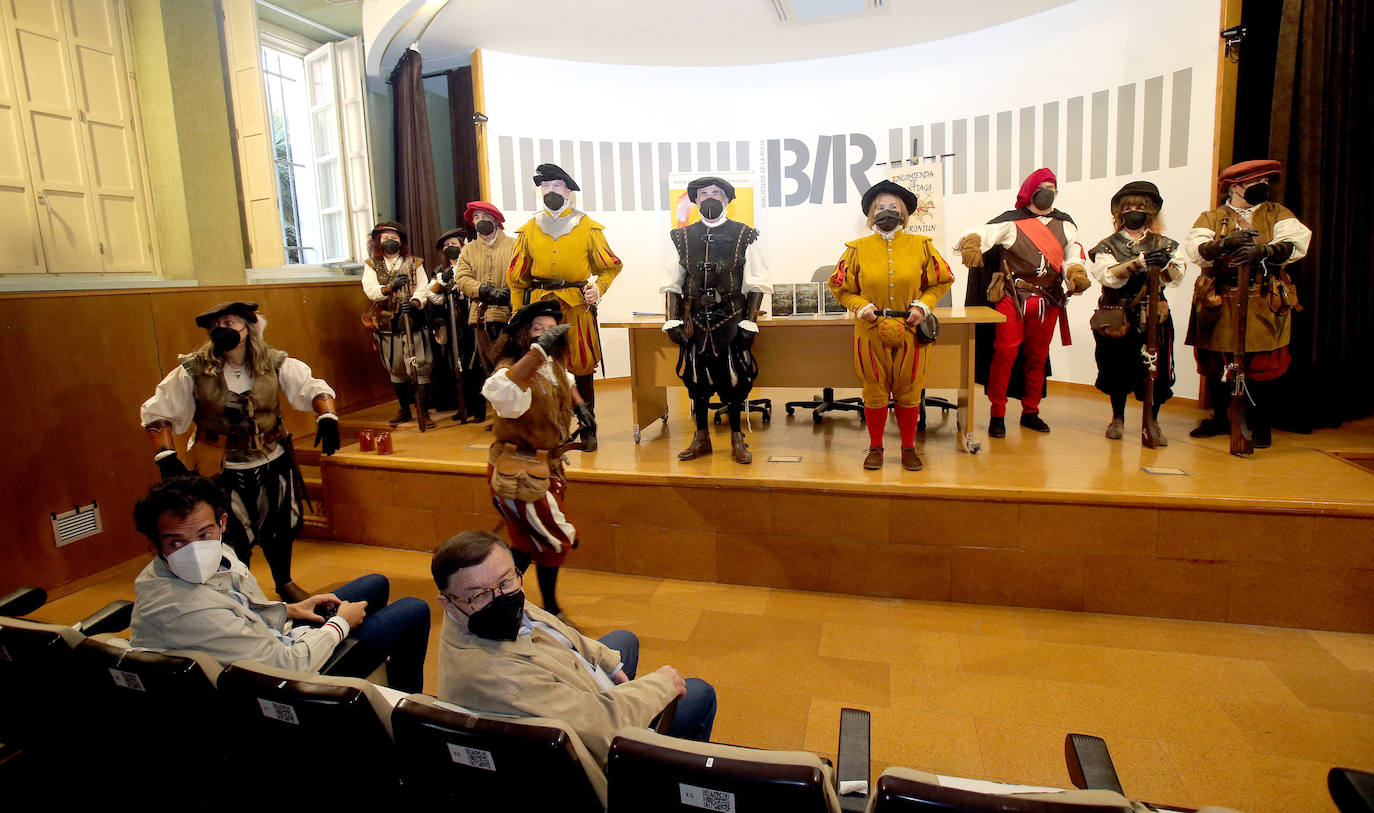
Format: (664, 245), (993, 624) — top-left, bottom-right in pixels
(957, 326), (982, 454)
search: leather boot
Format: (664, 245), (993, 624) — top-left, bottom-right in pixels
(730, 432), (752, 464)
(389, 382), (413, 426)
(677, 430), (712, 460)
(416, 386), (436, 431)
(863, 447), (884, 470)
(900, 446), (923, 471)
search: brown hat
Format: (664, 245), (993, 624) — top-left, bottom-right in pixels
(194, 301), (258, 329)
(1219, 159), (1281, 197)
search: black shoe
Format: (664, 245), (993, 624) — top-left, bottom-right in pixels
(988, 417), (1006, 438)
(1019, 413), (1051, 433)
(1189, 417), (1230, 438)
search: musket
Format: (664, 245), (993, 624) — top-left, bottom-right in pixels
(279, 433), (315, 518)
(1140, 239), (1165, 449)
(398, 273), (430, 434)
(447, 282), (469, 423)
(1221, 217), (1256, 456)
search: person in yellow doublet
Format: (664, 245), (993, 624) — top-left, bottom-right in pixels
(829, 181), (955, 472)
(508, 163), (623, 426)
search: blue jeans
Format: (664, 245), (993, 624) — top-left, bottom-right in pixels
(327, 574), (430, 694)
(599, 629), (716, 742)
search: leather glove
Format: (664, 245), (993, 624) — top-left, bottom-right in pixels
(1231, 244), (1272, 265)
(1219, 231), (1256, 252)
(479, 283), (511, 306)
(314, 417), (340, 456)
(665, 324), (688, 347)
(535, 323), (572, 358)
(439, 268), (455, 285)
(156, 454), (188, 480)
(1143, 248), (1171, 268)
(398, 300), (414, 314)
(1065, 265), (1091, 295)
(959, 235), (984, 268)
(387, 276), (408, 292)
(573, 403), (597, 452)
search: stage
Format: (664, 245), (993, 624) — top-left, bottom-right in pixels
(316, 379), (1374, 633)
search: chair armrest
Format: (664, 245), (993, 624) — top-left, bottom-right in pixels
(319, 637), (361, 676)
(836, 707), (871, 812)
(77, 600), (134, 636)
(651, 697), (679, 734)
(1330, 767), (1374, 813)
(1065, 733), (1125, 794)
(0, 586), (47, 617)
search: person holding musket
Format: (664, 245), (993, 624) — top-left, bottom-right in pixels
(956, 168), (1091, 438)
(1183, 159), (1311, 449)
(431, 225), (479, 422)
(508, 163), (623, 423)
(362, 220), (445, 429)
(661, 176), (771, 464)
(450, 201), (517, 422)
(1086, 181), (1187, 443)
(480, 300), (596, 625)
(829, 181), (955, 471)
(140, 301), (340, 603)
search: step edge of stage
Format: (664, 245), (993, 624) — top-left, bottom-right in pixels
(321, 453), (1374, 518)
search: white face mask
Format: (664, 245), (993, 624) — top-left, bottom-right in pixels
(166, 538), (225, 584)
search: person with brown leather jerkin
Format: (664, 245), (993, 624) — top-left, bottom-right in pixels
(480, 300), (596, 627)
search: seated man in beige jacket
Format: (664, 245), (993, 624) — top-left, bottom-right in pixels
(433, 530), (716, 765)
(131, 475), (430, 692)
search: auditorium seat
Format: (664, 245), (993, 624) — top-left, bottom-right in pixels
(868, 767), (1140, 812)
(606, 727), (845, 812)
(1329, 767), (1374, 813)
(0, 586), (47, 618)
(216, 661), (399, 806)
(392, 694), (607, 811)
(1064, 733), (1247, 812)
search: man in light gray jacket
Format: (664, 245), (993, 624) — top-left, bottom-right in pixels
(130, 475), (430, 692)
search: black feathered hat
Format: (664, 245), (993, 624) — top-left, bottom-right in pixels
(434, 227), (469, 251)
(504, 299), (564, 338)
(687, 176), (736, 203)
(194, 301), (259, 329)
(1110, 180), (1163, 209)
(532, 163), (580, 192)
(860, 180), (918, 215)
(370, 220), (408, 243)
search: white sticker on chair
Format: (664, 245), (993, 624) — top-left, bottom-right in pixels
(108, 667), (146, 691)
(679, 783), (736, 812)
(257, 698), (300, 724)
(446, 743), (496, 771)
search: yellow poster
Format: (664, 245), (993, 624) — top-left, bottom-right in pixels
(667, 171), (756, 228)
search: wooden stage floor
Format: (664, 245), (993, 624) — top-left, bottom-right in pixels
(321, 379), (1374, 632)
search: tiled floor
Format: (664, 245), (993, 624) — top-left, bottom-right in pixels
(35, 539), (1373, 813)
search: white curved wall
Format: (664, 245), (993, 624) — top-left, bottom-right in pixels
(480, 0), (1223, 399)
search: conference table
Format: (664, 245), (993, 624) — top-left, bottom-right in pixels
(605, 305), (1005, 453)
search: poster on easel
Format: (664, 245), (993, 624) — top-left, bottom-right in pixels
(668, 171), (757, 228)
(885, 162), (944, 254)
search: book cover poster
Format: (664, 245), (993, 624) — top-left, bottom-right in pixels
(794, 282), (820, 315)
(822, 285), (846, 314)
(771, 283), (795, 317)
(669, 171), (756, 228)
(885, 163), (944, 251)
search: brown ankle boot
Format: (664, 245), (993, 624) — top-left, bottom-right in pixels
(900, 446), (923, 471)
(863, 447), (884, 470)
(677, 430), (712, 460)
(730, 432), (752, 464)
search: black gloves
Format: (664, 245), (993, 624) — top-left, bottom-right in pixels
(1143, 248), (1171, 268)
(573, 403), (597, 452)
(479, 284), (511, 306)
(387, 276), (408, 292)
(535, 324), (572, 357)
(398, 300), (414, 315)
(314, 417), (340, 456)
(156, 454), (188, 480)
(666, 324), (688, 346)
(1219, 232), (1255, 252)
(439, 268), (455, 285)
(738, 327), (757, 349)
(1231, 244), (1273, 265)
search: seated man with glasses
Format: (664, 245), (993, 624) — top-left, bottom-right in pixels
(432, 530), (716, 765)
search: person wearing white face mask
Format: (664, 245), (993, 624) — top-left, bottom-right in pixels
(130, 476), (431, 692)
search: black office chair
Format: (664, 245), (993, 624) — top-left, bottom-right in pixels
(785, 265), (867, 424)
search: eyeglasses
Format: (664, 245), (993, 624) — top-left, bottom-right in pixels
(445, 570), (522, 610)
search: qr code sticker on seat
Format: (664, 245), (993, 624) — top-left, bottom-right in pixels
(679, 782), (736, 812)
(446, 743), (496, 771)
(108, 667), (146, 692)
(256, 697), (300, 724)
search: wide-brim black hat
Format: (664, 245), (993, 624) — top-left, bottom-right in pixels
(194, 301), (259, 329)
(860, 180), (918, 215)
(434, 227), (469, 251)
(370, 220), (408, 242)
(504, 299), (564, 337)
(1111, 180), (1163, 209)
(687, 176), (736, 203)
(532, 163), (580, 192)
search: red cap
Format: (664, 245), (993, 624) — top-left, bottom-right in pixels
(1218, 159), (1281, 197)
(1016, 168), (1058, 209)
(464, 201), (505, 226)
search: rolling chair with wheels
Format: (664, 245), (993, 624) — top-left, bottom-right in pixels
(784, 266), (866, 424)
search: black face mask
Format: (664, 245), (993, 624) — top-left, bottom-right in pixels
(874, 210), (903, 232)
(475, 219), (496, 236)
(381, 239), (401, 255)
(443, 245), (463, 260)
(465, 589), (525, 641)
(210, 327), (242, 353)
(543, 192), (565, 211)
(1242, 182), (1270, 206)
(1031, 188), (1056, 210)
(1122, 210), (1149, 230)
(698, 198), (725, 220)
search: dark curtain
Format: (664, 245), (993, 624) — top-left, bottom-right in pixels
(1240, 0), (1374, 429)
(390, 47), (441, 268)
(447, 68), (482, 219)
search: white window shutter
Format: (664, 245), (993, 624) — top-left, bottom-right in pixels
(303, 41), (348, 263)
(333, 36), (374, 262)
(221, 0), (283, 268)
